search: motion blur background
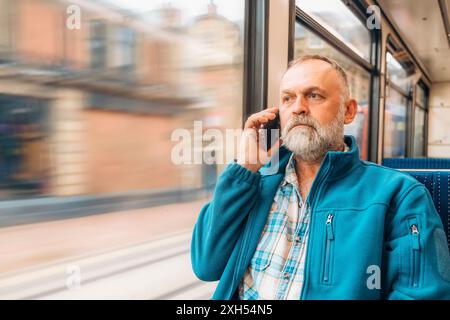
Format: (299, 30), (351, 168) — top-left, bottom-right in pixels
(0, 0), (449, 299)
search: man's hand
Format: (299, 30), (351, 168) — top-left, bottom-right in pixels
(237, 107), (282, 172)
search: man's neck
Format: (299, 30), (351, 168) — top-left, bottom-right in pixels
(294, 158), (322, 186)
(294, 140), (345, 200)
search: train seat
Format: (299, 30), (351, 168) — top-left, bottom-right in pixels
(382, 158), (450, 169)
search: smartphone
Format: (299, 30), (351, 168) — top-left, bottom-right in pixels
(261, 112), (280, 151)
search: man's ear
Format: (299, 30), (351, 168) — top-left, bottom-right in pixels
(344, 99), (358, 125)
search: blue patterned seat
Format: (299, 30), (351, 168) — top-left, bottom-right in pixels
(382, 158), (450, 169)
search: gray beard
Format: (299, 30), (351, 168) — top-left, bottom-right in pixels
(281, 112), (345, 163)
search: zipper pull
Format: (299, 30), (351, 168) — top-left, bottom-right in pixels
(410, 224), (420, 250)
(326, 214), (334, 240)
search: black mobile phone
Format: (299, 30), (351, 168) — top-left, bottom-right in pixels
(261, 112), (280, 151)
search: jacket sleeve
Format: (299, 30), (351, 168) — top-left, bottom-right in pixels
(384, 183), (450, 299)
(191, 162), (261, 281)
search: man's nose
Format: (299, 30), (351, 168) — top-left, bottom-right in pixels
(292, 95), (309, 115)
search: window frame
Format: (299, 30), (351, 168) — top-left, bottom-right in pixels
(412, 81), (429, 157)
(383, 46), (414, 159)
(382, 32), (432, 159)
(242, 0), (270, 124)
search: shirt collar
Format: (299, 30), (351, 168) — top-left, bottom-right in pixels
(343, 142), (349, 152)
(280, 153), (298, 188)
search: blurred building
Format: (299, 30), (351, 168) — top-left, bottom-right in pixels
(184, 1), (244, 181)
(0, 0), (243, 200)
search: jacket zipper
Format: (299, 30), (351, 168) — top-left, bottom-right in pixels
(322, 213), (335, 283)
(410, 223), (421, 287)
(300, 162), (332, 299)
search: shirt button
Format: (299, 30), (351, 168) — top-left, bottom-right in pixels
(283, 272), (290, 280)
(295, 235), (301, 243)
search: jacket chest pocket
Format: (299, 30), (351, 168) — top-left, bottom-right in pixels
(316, 208), (386, 290)
(320, 212), (335, 285)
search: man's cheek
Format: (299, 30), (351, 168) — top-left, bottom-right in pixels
(280, 112), (290, 128)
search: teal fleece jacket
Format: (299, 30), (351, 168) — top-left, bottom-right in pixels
(191, 135), (450, 299)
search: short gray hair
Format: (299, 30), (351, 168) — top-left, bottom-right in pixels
(286, 54), (350, 102)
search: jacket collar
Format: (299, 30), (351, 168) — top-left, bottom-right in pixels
(259, 135), (361, 180)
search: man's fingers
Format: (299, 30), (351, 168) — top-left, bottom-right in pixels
(265, 113), (277, 120)
(245, 116), (263, 129)
(244, 108), (279, 129)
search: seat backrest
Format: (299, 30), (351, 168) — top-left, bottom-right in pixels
(382, 158), (450, 169)
(403, 170), (450, 250)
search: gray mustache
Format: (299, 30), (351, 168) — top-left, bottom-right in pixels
(286, 116), (318, 131)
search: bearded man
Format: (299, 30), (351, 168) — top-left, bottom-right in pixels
(191, 55), (450, 300)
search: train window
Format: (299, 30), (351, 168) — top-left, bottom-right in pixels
(383, 49), (415, 158)
(295, 0), (371, 61)
(413, 106), (426, 157)
(384, 86), (408, 158)
(386, 51), (413, 92)
(0, 0), (244, 299)
(294, 22), (371, 160)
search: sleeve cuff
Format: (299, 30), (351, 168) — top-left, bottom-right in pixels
(223, 162), (261, 185)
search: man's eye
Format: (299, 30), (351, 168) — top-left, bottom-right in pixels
(307, 92), (323, 99)
(283, 96), (292, 102)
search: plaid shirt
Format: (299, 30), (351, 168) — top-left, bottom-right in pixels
(239, 144), (349, 300)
